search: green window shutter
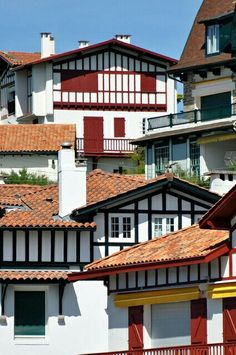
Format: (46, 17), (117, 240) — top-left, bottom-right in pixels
(15, 291), (45, 336)
(201, 92), (231, 121)
(220, 20), (232, 52)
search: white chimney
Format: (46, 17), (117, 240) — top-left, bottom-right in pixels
(115, 34), (131, 44)
(206, 170), (236, 196)
(41, 32), (55, 58)
(78, 40), (90, 49)
(58, 142), (87, 218)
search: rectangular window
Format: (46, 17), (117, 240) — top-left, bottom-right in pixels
(15, 291), (45, 336)
(8, 90), (15, 115)
(153, 217), (163, 237)
(110, 215), (134, 240)
(155, 145), (169, 174)
(114, 117), (125, 137)
(111, 217), (119, 238)
(123, 217), (131, 238)
(207, 24), (220, 55)
(190, 141), (200, 176)
(152, 216), (176, 237)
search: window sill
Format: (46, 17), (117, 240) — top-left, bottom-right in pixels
(14, 336), (49, 345)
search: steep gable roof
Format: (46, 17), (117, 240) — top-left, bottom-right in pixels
(69, 224), (229, 280)
(14, 38), (177, 70)
(0, 124), (76, 153)
(169, 0), (236, 73)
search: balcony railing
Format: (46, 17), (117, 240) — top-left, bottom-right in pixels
(85, 342), (236, 355)
(76, 138), (136, 155)
(147, 103), (236, 131)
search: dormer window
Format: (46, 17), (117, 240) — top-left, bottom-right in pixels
(206, 24), (220, 55)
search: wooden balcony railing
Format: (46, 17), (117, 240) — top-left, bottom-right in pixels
(147, 103), (236, 131)
(76, 138), (136, 155)
(84, 342), (236, 355)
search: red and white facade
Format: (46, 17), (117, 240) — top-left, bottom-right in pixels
(0, 35), (177, 172)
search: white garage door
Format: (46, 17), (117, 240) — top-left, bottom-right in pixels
(151, 301), (191, 348)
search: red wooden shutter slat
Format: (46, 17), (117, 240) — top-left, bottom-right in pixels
(84, 117), (103, 153)
(114, 117), (125, 137)
(191, 299), (207, 345)
(61, 70), (98, 92)
(141, 73), (156, 93)
(224, 298), (236, 342)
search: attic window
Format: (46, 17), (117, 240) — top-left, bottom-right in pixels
(206, 24), (220, 55)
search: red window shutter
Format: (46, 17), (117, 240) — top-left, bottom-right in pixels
(141, 73), (156, 92)
(191, 299), (207, 345)
(114, 117), (125, 137)
(84, 117), (104, 153)
(61, 70), (98, 92)
(223, 298), (236, 343)
(128, 306), (144, 351)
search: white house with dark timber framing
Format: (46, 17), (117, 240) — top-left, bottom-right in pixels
(71, 184), (236, 354)
(0, 34), (177, 172)
(0, 143), (220, 354)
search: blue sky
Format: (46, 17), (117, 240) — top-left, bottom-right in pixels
(1, 0), (202, 59)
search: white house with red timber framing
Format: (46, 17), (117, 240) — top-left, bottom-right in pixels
(70, 184), (236, 354)
(0, 34), (177, 172)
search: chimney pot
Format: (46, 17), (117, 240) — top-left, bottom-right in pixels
(78, 40), (90, 49)
(115, 34), (131, 44)
(61, 141), (72, 149)
(40, 32), (55, 58)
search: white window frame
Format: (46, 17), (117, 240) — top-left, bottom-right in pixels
(109, 214), (134, 242)
(207, 24), (220, 55)
(14, 285), (49, 345)
(152, 215), (178, 238)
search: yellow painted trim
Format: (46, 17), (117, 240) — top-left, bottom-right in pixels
(115, 287), (200, 308)
(197, 133), (236, 145)
(208, 283), (236, 299)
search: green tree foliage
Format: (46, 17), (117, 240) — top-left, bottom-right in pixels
(4, 169), (52, 185)
(124, 147), (145, 174)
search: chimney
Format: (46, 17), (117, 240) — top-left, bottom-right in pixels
(78, 40), (90, 49)
(206, 170), (236, 196)
(115, 34), (131, 44)
(58, 142), (87, 217)
(40, 32), (55, 58)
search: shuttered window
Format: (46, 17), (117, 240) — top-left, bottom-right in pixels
(61, 70), (98, 92)
(114, 117), (125, 137)
(141, 73), (156, 93)
(201, 92), (231, 121)
(15, 291), (45, 336)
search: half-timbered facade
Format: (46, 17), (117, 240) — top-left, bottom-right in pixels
(71, 185), (236, 353)
(0, 34), (177, 172)
(136, 0), (236, 182)
(0, 144), (219, 354)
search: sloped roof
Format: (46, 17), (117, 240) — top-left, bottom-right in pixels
(0, 51), (41, 66)
(0, 124), (76, 153)
(0, 270), (69, 281)
(14, 38), (177, 70)
(169, 0), (236, 73)
(86, 225), (228, 271)
(199, 184), (236, 229)
(0, 184), (95, 229)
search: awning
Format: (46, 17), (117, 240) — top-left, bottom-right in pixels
(115, 286), (200, 308)
(198, 133), (236, 145)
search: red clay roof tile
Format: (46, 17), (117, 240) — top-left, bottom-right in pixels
(0, 51), (41, 66)
(0, 124), (76, 153)
(86, 224), (229, 271)
(0, 270), (69, 281)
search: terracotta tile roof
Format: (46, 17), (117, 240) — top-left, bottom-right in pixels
(0, 51), (41, 66)
(85, 169), (164, 207)
(169, 0), (235, 73)
(0, 197), (25, 207)
(0, 184), (42, 198)
(0, 124), (76, 153)
(0, 270), (69, 281)
(0, 184), (95, 229)
(85, 225), (229, 271)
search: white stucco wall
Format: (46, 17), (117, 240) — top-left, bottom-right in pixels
(1, 281), (108, 355)
(0, 154), (58, 181)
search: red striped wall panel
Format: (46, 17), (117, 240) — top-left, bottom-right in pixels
(61, 70), (98, 92)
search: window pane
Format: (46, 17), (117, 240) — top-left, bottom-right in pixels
(155, 145), (169, 173)
(153, 217), (163, 237)
(207, 25), (219, 55)
(15, 291), (45, 336)
(123, 217), (131, 238)
(111, 217), (119, 238)
(166, 218), (175, 233)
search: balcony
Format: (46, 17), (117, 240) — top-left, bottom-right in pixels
(147, 103), (236, 131)
(86, 342), (236, 355)
(76, 138), (136, 156)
